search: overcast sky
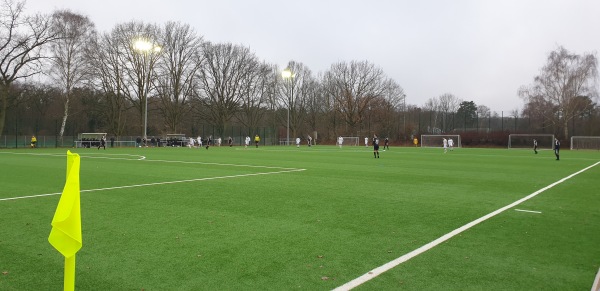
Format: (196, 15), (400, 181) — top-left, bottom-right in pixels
(23, 0), (600, 113)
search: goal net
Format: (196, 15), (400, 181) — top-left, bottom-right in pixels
(508, 134), (554, 150)
(420, 135), (461, 148)
(570, 136), (600, 150)
(337, 136), (359, 146)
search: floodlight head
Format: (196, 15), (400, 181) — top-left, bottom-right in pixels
(282, 68), (293, 79)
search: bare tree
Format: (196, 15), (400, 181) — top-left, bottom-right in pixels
(278, 61), (316, 140)
(424, 96), (441, 133)
(21, 82), (60, 134)
(85, 30), (131, 137)
(378, 78), (405, 137)
(0, 0), (58, 137)
(519, 46), (598, 138)
(304, 72), (326, 140)
(322, 60), (391, 134)
(155, 21), (203, 133)
(49, 9), (96, 138)
(195, 42), (260, 137)
(423, 93), (461, 133)
(237, 62), (275, 136)
(113, 21), (163, 139)
(477, 104), (491, 130)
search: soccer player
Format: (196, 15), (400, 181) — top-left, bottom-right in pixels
(338, 136), (344, 148)
(413, 137), (418, 147)
(97, 135), (106, 150)
(206, 136), (212, 149)
(254, 134), (260, 148)
(188, 137), (195, 148)
(364, 137), (369, 148)
(30, 135), (37, 148)
(448, 138), (454, 151)
(443, 138), (448, 153)
(533, 139), (538, 154)
(554, 138), (560, 160)
(383, 137), (389, 151)
(296, 137), (301, 148)
(245, 136), (250, 149)
(197, 136), (202, 148)
(228, 136), (233, 147)
(307, 135), (312, 147)
(373, 134), (380, 158)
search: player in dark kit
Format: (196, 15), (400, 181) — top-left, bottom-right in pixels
(373, 135), (380, 158)
(383, 137), (389, 150)
(533, 139), (538, 154)
(554, 138), (560, 160)
(98, 135), (106, 150)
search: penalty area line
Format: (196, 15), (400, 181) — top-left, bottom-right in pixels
(514, 209), (542, 214)
(333, 161), (600, 291)
(0, 168), (305, 202)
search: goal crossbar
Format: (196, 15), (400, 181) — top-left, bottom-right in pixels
(508, 134), (554, 150)
(570, 136), (600, 150)
(338, 136), (359, 146)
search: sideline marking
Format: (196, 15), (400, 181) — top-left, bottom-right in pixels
(514, 209), (542, 214)
(333, 161), (600, 291)
(0, 168), (305, 202)
(592, 267), (600, 291)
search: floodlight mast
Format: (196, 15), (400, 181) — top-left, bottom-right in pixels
(282, 68), (293, 146)
(133, 38), (161, 143)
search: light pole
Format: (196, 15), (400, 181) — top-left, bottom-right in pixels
(133, 38), (161, 144)
(403, 94), (406, 138)
(281, 68), (293, 146)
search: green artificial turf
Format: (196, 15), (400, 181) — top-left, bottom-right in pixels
(1, 146), (598, 290)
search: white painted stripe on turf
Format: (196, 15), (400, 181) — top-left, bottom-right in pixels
(333, 161), (600, 291)
(0, 151), (146, 160)
(142, 158), (297, 170)
(0, 168), (305, 202)
(592, 267), (600, 291)
(514, 209), (542, 214)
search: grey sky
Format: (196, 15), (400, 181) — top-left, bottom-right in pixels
(24, 0), (600, 113)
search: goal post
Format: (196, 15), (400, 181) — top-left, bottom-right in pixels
(508, 134), (554, 150)
(420, 135), (461, 148)
(337, 136), (359, 146)
(570, 136), (600, 150)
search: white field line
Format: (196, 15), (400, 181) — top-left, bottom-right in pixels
(0, 168), (305, 202)
(0, 151), (305, 201)
(0, 151), (297, 170)
(334, 161), (600, 291)
(514, 209), (542, 214)
(141, 158), (298, 170)
(0, 151), (146, 160)
(592, 267), (600, 291)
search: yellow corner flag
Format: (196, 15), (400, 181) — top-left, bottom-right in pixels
(49, 150), (82, 291)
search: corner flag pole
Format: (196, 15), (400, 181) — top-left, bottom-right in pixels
(64, 256), (76, 291)
(49, 150), (82, 291)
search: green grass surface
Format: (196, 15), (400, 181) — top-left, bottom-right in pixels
(1, 146), (599, 290)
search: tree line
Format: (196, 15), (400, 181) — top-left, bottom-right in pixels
(1, 0), (598, 145)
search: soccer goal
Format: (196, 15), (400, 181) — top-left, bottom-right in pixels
(508, 134), (554, 150)
(570, 136), (600, 150)
(338, 136), (359, 146)
(420, 135), (461, 148)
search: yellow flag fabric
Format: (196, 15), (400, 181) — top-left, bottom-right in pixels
(48, 150), (82, 258)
